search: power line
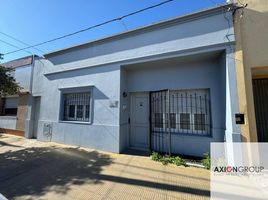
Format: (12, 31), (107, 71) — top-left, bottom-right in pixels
(0, 38), (33, 55)
(206, 0), (246, 64)
(0, 31), (45, 54)
(3, 0), (175, 56)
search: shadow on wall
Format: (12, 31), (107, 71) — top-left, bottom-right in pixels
(45, 64), (118, 81)
(0, 147), (113, 199)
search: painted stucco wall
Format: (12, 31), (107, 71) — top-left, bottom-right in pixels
(122, 55), (226, 156)
(0, 116), (17, 130)
(44, 10), (235, 75)
(119, 68), (129, 152)
(29, 8), (240, 155)
(234, 0), (268, 142)
(32, 58), (121, 153)
(14, 64), (32, 92)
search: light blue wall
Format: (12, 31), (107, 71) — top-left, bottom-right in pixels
(0, 116), (17, 129)
(44, 11), (234, 75)
(32, 59), (121, 152)
(121, 53), (226, 156)
(119, 68), (130, 152)
(14, 64), (32, 92)
(28, 9), (239, 155)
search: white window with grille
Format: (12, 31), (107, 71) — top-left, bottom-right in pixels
(151, 89), (211, 136)
(63, 92), (91, 122)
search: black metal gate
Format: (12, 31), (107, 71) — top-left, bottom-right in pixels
(149, 89), (211, 155)
(150, 89), (171, 155)
(253, 79), (268, 142)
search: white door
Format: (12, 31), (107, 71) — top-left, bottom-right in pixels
(130, 93), (149, 150)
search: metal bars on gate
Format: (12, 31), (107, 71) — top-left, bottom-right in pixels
(150, 89), (171, 155)
(150, 89), (211, 155)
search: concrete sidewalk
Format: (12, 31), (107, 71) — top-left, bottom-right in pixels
(0, 134), (210, 200)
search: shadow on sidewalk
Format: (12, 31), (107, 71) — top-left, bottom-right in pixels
(0, 146), (113, 199)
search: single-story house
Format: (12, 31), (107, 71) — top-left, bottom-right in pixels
(1, 4), (242, 157)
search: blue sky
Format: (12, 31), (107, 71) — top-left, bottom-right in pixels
(0, 0), (225, 62)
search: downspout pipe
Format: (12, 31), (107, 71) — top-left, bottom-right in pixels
(29, 55), (35, 93)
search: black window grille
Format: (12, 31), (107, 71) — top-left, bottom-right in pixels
(169, 113), (176, 129)
(180, 113), (190, 130)
(63, 92), (90, 122)
(150, 89), (211, 154)
(151, 89), (211, 136)
(154, 113), (163, 128)
(194, 113), (206, 131)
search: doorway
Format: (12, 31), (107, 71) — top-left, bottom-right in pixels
(33, 97), (41, 138)
(253, 78), (268, 142)
(130, 93), (149, 150)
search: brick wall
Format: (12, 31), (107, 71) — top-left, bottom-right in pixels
(0, 128), (24, 137)
(16, 94), (29, 131)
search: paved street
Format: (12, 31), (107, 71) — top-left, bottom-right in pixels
(0, 134), (210, 200)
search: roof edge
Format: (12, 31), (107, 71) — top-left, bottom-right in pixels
(1, 55), (38, 68)
(45, 3), (234, 57)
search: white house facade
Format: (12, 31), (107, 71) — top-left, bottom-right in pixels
(1, 4), (242, 157)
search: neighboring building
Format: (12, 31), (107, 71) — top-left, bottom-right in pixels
(0, 4), (242, 157)
(0, 56), (36, 137)
(233, 0), (268, 143)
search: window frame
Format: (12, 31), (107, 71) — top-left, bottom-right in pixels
(151, 88), (212, 137)
(59, 86), (93, 124)
(193, 113), (209, 134)
(179, 112), (192, 133)
(171, 89), (211, 136)
(0, 96), (19, 116)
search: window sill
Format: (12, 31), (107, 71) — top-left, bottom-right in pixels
(152, 130), (212, 138)
(58, 120), (92, 125)
(171, 132), (212, 138)
(0, 116), (17, 119)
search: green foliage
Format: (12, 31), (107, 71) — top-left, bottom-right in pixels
(151, 152), (187, 166)
(202, 153), (211, 170)
(170, 156), (186, 166)
(151, 151), (161, 161)
(0, 65), (21, 96)
(160, 156), (170, 165)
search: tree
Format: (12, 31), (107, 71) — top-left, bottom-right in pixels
(0, 55), (21, 96)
